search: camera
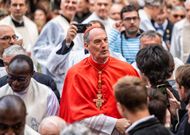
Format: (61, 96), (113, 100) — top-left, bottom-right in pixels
(74, 24), (91, 33)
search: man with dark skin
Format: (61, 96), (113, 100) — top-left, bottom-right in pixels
(0, 55), (59, 131)
(0, 95), (39, 135)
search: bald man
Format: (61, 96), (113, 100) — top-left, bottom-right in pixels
(0, 25), (22, 66)
(0, 55), (59, 131)
(0, 25), (17, 65)
(38, 116), (66, 135)
(0, 95), (39, 135)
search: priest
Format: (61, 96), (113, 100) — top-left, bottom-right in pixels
(59, 26), (139, 134)
(0, 55), (59, 131)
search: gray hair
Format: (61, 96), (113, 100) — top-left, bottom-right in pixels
(60, 123), (92, 135)
(140, 30), (162, 41)
(144, 0), (163, 7)
(2, 45), (27, 57)
(171, 6), (186, 13)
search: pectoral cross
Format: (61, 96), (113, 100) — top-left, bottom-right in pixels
(93, 93), (104, 109)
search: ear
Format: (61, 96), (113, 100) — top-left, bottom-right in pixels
(181, 86), (186, 98)
(30, 71), (35, 76)
(5, 67), (9, 73)
(84, 42), (88, 50)
(117, 102), (126, 117)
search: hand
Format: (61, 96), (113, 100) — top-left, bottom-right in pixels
(167, 89), (180, 116)
(15, 39), (23, 46)
(115, 118), (130, 134)
(113, 21), (125, 32)
(65, 22), (78, 44)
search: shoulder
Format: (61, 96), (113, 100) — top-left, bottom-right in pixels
(0, 75), (8, 87)
(0, 16), (11, 24)
(41, 16), (66, 32)
(109, 57), (139, 74)
(23, 16), (36, 25)
(66, 57), (89, 76)
(31, 78), (52, 94)
(0, 83), (12, 97)
(82, 12), (96, 23)
(174, 19), (186, 30)
(24, 125), (40, 135)
(110, 57), (131, 66)
(33, 72), (54, 82)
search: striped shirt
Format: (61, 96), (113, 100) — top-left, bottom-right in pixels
(108, 28), (141, 63)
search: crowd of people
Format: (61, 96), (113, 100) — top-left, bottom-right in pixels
(0, 0), (190, 135)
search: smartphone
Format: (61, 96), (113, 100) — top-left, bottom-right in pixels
(157, 84), (167, 96)
(156, 84), (170, 107)
(74, 24), (91, 33)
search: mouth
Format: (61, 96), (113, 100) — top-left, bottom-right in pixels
(101, 50), (109, 54)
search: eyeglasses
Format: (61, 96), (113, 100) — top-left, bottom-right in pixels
(0, 34), (18, 42)
(7, 74), (29, 82)
(0, 122), (25, 133)
(173, 14), (185, 19)
(123, 16), (139, 22)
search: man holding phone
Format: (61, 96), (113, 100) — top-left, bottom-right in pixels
(33, 0), (78, 92)
(45, 21), (126, 94)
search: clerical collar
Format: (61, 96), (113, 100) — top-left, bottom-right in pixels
(11, 17), (24, 27)
(88, 56), (110, 71)
(60, 14), (71, 23)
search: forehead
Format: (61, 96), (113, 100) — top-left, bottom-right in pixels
(0, 26), (14, 36)
(0, 105), (25, 120)
(89, 28), (107, 41)
(141, 36), (162, 44)
(8, 60), (30, 74)
(11, 0), (26, 4)
(122, 11), (138, 17)
(95, 0), (111, 4)
(111, 4), (122, 12)
(172, 10), (186, 14)
(62, 0), (78, 3)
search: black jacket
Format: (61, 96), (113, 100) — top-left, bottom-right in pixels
(128, 117), (172, 135)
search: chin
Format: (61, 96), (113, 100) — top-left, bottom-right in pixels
(12, 89), (22, 93)
(98, 13), (108, 20)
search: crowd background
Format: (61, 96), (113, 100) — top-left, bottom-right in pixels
(1, 0), (190, 135)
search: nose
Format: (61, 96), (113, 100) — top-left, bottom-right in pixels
(100, 4), (106, 9)
(16, 5), (21, 10)
(12, 80), (20, 86)
(101, 40), (108, 48)
(9, 37), (16, 45)
(186, 104), (190, 110)
(130, 19), (134, 23)
(5, 128), (16, 135)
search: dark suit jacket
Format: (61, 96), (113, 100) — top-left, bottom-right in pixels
(128, 117), (172, 135)
(0, 72), (60, 102)
(163, 20), (174, 45)
(175, 113), (188, 135)
(152, 19), (174, 45)
(0, 59), (4, 67)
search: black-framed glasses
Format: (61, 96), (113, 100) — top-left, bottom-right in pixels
(0, 34), (18, 42)
(123, 16), (139, 22)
